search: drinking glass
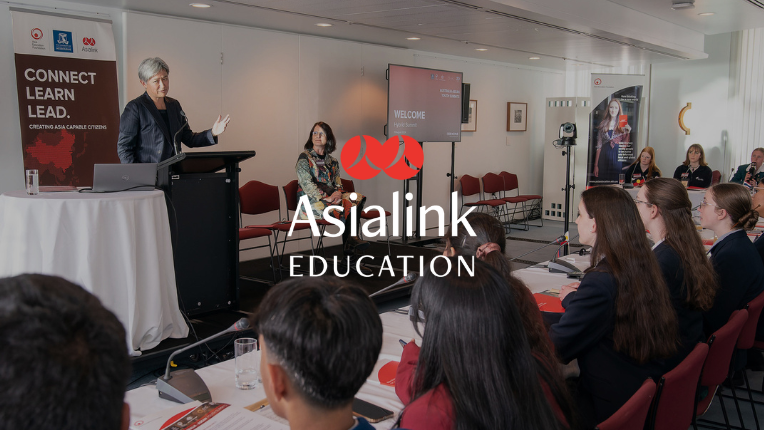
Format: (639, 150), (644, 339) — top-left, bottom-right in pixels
(26, 169), (39, 195)
(235, 338), (259, 389)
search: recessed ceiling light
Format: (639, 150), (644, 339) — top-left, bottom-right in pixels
(315, 23), (332, 27)
(671, 1), (695, 9)
(529, 56), (540, 60)
(698, 12), (715, 16)
(407, 37), (421, 40)
(190, 3), (210, 7)
(475, 48), (488, 51)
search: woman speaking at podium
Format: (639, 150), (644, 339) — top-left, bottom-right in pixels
(117, 57), (230, 163)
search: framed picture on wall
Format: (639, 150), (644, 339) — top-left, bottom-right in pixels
(507, 102), (527, 131)
(461, 100), (477, 132)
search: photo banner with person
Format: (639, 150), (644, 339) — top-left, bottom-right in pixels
(11, 9), (120, 187)
(587, 74), (644, 187)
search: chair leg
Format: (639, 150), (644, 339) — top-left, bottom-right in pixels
(719, 392), (733, 430)
(744, 368), (761, 430)
(267, 236), (278, 283)
(730, 382), (745, 429)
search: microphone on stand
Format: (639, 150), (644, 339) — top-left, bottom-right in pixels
(549, 233), (584, 275)
(508, 234), (568, 263)
(173, 110), (189, 156)
(369, 272), (419, 298)
(156, 317), (251, 403)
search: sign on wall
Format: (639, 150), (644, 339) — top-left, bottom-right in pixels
(11, 9), (119, 187)
(587, 74), (644, 187)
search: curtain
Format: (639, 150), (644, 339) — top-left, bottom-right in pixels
(728, 29), (764, 177)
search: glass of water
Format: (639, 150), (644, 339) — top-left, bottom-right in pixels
(235, 338), (259, 389)
(26, 169), (39, 195)
(618, 174), (625, 186)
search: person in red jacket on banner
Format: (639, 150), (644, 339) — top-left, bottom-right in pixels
(395, 258), (573, 430)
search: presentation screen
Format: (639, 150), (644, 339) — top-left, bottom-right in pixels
(387, 64), (463, 142)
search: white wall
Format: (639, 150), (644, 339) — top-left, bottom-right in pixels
(0, 4), (564, 258)
(647, 33), (732, 178)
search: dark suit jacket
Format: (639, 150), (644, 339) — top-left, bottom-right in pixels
(654, 242), (704, 364)
(117, 92), (217, 163)
(730, 164), (764, 184)
(549, 266), (677, 425)
(705, 230), (764, 336)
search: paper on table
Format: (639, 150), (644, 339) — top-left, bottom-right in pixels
(130, 401), (288, 430)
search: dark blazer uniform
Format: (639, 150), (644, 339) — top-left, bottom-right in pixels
(706, 230), (764, 337)
(654, 242), (704, 364)
(549, 265), (677, 426)
(117, 92), (217, 163)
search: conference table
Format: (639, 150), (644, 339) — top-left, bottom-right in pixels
(126, 254), (590, 428)
(624, 185), (706, 209)
(0, 189), (188, 355)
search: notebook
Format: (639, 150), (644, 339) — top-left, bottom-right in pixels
(84, 163), (157, 192)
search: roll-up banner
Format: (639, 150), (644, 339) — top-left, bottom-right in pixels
(587, 74), (644, 187)
(11, 9), (119, 187)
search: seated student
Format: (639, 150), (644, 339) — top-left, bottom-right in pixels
(396, 258), (572, 430)
(699, 183), (764, 336)
(730, 147), (764, 186)
(549, 186), (679, 426)
(254, 277), (382, 430)
(0, 274), (131, 430)
(672, 144), (713, 188)
(443, 213), (564, 382)
(637, 178), (717, 364)
(624, 146), (661, 184)
(752, 180), (764, 264)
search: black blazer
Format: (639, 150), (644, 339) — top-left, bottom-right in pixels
(705, 230), (764, 335)
(549, 267), (676, 425)
(624, 163), (660, 184)
(672, 165), (713, 188)
(117, 92), (217, 163)
(654, 242), (704, 364)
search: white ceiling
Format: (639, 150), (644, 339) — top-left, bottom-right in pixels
(59, 0), (764, 70)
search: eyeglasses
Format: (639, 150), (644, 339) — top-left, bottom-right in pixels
(311, 131), (326, 137)
(699, 199), (718, 208)
(408, 306), (425, 323)
(633, 198), (653, 207)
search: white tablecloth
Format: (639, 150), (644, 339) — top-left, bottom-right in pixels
(0, 189), (188, 354)
(126, 256), (589, 427)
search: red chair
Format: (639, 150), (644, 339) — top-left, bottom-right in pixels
(711, 170), (722, 186)
(596, 378), (656, 430)
(695, 310), (749, 429)
(721, 291), (764, 430)
(499, 171), (543, 228)
(481, 172), (511, 232)
(458, 174), (505, 218)
(341, 178), (391, 256)
(649, 342), (709, 430)
(281, 180), (327, 259)
(238, 227), (276, 283)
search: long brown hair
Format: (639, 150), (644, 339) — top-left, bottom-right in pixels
(630, 146), (662, 179)
(708, 183), (759, 230)
(682, 143), (709, 167)
(597, 99), (627, 135)
(581, 187), (678, 363)
(644, 178), (717, 310)
(444, 213), (557, 364)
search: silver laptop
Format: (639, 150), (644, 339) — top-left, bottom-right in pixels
(86, 163), (157, 192)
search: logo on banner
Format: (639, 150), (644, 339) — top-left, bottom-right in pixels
(594, 78), (602, 86)
(82, 37), (98, 53)
(340, 135), (423, 180)
(53, 30), (73, 53)
(30, 28), (43, 39)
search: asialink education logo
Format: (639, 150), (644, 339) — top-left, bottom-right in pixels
(340, 135), (423, 180)
(53, 30), (73, 53)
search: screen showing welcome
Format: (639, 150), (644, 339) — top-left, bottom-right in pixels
(387, 64), (463, 142)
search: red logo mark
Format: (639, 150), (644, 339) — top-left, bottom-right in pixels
(31, 28), (43, 40)
(82, 37), (96, 46)
(341, 135), (423, 180)
(594, 78), (602, 85)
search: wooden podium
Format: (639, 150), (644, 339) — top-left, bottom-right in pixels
(157, 151), (255, 316)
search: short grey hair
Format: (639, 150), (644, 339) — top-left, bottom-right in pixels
(138, 57), (169, 83)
